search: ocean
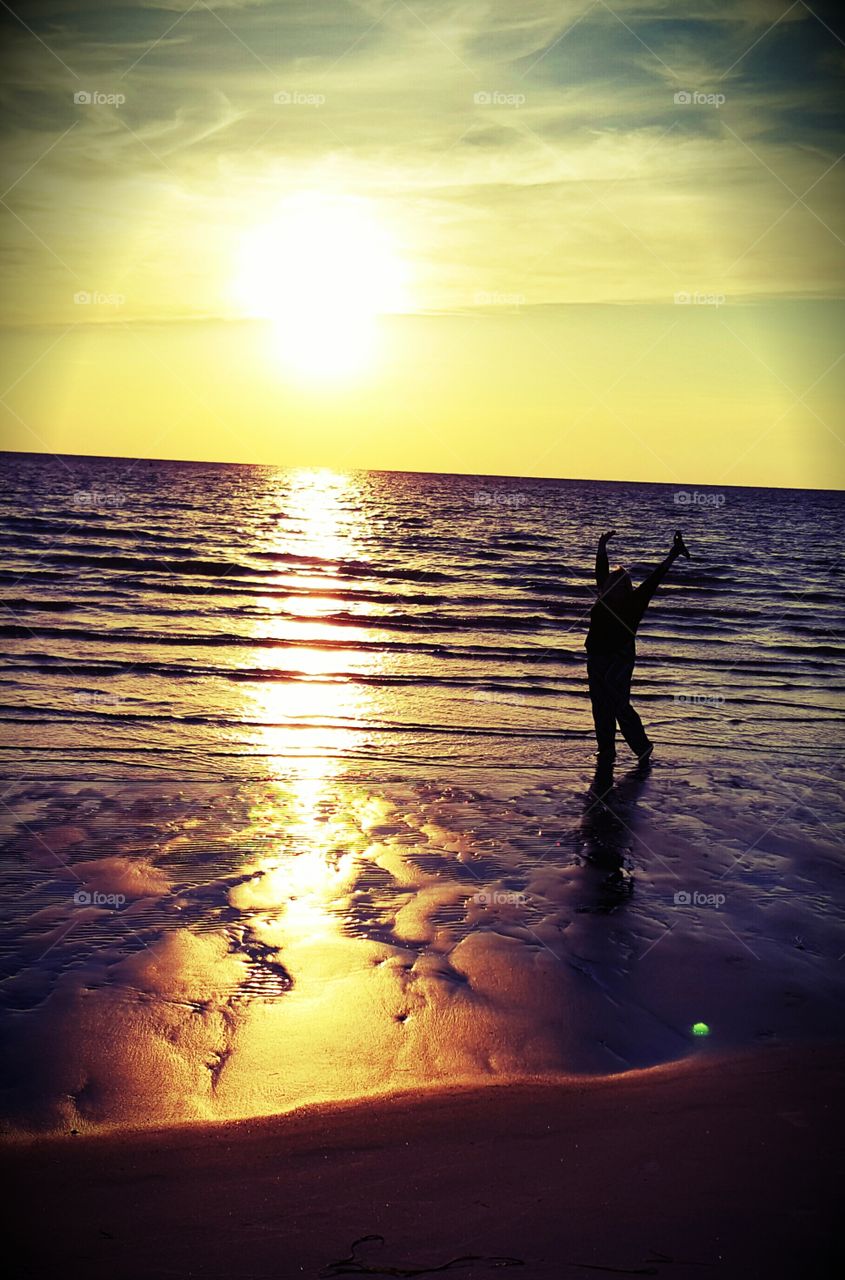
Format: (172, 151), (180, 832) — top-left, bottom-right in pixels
(2, 453), (843, 777)
(1, 452), (843, 1134)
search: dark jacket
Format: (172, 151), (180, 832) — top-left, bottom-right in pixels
(585, 544), (672, 655)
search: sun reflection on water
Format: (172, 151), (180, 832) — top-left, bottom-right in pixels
(237, 467), (379, 950)
(279, 467), (361, 564)
(246, 466), (381, 764)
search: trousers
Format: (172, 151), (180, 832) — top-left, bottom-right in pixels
(586, 644), (650, 759)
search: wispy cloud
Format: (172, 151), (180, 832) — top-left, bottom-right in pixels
(0, 0), (842, 323)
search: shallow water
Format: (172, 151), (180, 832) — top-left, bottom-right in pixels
(1, 454), (843, 1133)
(2, 454), (843, 776)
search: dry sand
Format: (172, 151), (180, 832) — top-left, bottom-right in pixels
(4, 1043), (841, 1279)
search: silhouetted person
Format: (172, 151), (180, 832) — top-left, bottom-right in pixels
(586, 529), (690, 772)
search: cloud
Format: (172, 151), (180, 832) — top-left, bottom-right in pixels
(0, 0), (842, 325)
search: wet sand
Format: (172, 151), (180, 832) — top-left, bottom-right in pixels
(5, 1043), (841, 1279)
(3, 765), (844, 1138)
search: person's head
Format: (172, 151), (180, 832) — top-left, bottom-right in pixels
(601, 566), (633, 608)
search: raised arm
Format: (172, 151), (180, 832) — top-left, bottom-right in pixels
(635, 530), (690, 609)
(595, 529), (615, 589)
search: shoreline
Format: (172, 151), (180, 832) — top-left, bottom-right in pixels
(0, 1037), (834, 1147)
(5, 1042), (842, 1278)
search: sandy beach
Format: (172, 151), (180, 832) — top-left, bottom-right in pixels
(5, 1043), (841, 1279)
(2, 462), (843, 1276)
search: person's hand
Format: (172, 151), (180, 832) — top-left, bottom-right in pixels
(673, 530), (690, 560)
(598, 529), (616, 547)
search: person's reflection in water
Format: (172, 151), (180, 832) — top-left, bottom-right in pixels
(575, 760), (652, 913)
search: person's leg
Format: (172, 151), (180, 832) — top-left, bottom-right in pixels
(607, 650), (651, 758)
(587, 654), (617, 761)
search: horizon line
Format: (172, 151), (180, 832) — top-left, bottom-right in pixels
(2, 447), (842, 495)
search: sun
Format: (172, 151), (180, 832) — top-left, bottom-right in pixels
(234, 192), (410, 379)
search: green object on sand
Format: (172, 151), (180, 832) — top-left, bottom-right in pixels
(692, 1022), (710, 1036)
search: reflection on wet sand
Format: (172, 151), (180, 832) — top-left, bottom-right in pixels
(4, 759), (845, 1135)
(574, 765), (653, 913)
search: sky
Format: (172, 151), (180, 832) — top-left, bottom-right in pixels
(0, 0), (843, 486)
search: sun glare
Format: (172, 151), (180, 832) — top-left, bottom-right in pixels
(234, 193), (410, 379)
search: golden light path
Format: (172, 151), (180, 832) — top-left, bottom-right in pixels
(236, 466), (383, 1014)
(248, 465), (376, 766)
